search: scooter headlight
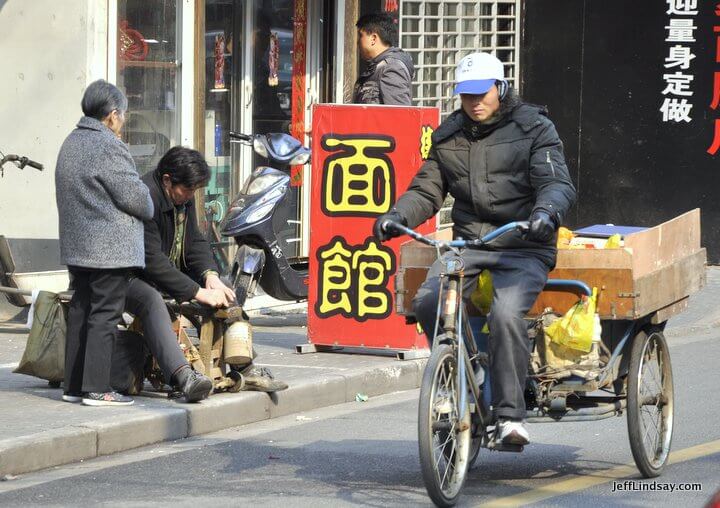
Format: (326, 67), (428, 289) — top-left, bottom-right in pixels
(246, 173), (284, 195)
(253, 137), (269, 158)
(289, 151), (310, 165)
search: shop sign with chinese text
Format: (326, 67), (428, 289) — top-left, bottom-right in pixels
(308, 104), (439, 350)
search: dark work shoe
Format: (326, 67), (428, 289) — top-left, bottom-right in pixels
(240, 365), (288, 393)
(82, 392), (134, 406)
(173, 367), (213, 403)
(62, 392), (83, 403)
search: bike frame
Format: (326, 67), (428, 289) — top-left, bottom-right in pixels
(388, 221), (528, 439)
(387, 219), (636, 426)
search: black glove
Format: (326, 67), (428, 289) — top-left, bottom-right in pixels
(372, 211), (406, 242)
(526, 211), (557, 242)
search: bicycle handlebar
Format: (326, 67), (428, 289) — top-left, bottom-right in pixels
(228, 131), (252, 142)
(381, 219), (530, 248)
(0, 154), (44, 172)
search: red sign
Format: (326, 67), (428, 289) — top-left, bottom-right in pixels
(308, 104), (439, 350)
(290, 0), (307, 185)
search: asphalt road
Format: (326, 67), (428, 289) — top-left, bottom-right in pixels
(0, 330), (718, 507)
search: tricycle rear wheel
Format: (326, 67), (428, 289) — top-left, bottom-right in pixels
(626, 328), (674, 478)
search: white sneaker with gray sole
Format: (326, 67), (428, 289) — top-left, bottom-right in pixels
(495, 420), (530, 445)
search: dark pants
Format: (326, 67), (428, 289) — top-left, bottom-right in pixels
(124, 278), (188, 382)
(65, 267), (130, 394)
(412, 250), (548, 421)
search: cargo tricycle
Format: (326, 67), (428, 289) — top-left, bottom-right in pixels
(390, 209), (706, 507)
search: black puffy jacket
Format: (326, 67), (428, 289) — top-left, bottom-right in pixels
(352, 47), (414, 105)
(393, 96), (576, 267)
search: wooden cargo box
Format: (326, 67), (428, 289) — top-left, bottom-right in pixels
(396, 209), (706, 321)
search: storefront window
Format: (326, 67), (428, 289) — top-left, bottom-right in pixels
(202, 0), (238, 273)
(253, 0), (302, 260)
(117, 0), (180, 175)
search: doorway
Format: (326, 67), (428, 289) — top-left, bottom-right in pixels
(200, 0), (334, 268)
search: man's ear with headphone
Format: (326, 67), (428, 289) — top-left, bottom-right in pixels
(496, 80), (508, 101)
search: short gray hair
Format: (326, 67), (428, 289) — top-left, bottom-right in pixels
(81, 79), (128, 120)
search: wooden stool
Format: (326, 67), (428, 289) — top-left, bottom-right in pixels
(169, 302), (245, 392)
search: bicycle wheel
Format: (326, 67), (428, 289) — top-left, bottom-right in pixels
(626, 329), (674, 478)
(418, 344), (472, 507)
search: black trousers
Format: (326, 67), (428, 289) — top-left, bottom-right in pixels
(65, 267), (130, 394)
(124, 277), (188, 382)
(412, 249), (549, 421)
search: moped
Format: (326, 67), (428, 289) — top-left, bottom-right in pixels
(220, 132), (310, 306)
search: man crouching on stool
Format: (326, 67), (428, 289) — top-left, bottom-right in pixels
(124, 146), (288, 401)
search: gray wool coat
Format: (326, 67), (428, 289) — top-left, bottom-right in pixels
(55, 116), (154, 269)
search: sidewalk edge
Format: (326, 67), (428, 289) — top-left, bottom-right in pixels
(0, 359), (426, 477)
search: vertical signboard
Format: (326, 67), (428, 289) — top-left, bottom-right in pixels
(308, 104), (439, 350)
(521, 1), (720, 261)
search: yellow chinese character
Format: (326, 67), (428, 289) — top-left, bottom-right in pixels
(352, 240), (395, 318)
(315, 237), (396, 320)
(321, 135), (396, 216)
(316, 238), (353, 316)
(420, 125), (434, 160)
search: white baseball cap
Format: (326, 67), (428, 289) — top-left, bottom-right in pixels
(453, 52), (505, 95)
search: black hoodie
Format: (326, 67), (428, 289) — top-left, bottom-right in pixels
(353, 47), (415, 105)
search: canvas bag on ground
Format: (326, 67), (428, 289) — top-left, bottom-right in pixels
(14, 290), (66, 382)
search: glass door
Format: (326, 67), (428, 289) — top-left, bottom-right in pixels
(202, 0), (242, 273)
(201, 0), (327, 267)
(251, 0), (303, 261)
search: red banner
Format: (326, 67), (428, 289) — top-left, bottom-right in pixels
(308, 104), (440, 351)
(290, 0), (307, 185)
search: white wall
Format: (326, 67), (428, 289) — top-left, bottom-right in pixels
(0, 0), (108, 239)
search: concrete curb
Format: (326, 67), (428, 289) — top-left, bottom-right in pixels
(0, 359), (426, 477)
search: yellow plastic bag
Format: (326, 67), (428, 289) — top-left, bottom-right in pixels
(470, 270), (493, 334)
(604, 234), (622, 249)
(543, 287), (598, 353)
(470, 269), (493, 315)
(556, 227), (575, 249)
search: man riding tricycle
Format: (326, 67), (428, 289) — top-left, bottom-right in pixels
(373, 52), (704, 507)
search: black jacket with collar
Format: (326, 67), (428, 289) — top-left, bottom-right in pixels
(352, 47), (414, 105)
(393, 90), (576, 267)
(139, 171), (218, 302)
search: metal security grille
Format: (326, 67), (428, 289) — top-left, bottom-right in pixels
(400, 0), (519, 118)
(399, 1), (520, 229)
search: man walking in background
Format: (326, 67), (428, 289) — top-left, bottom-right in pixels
(353, 12), (414, 106)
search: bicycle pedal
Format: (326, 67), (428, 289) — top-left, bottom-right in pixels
(486, 441), (524, 453)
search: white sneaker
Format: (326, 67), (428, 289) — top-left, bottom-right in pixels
(495, 420), (529, 445)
